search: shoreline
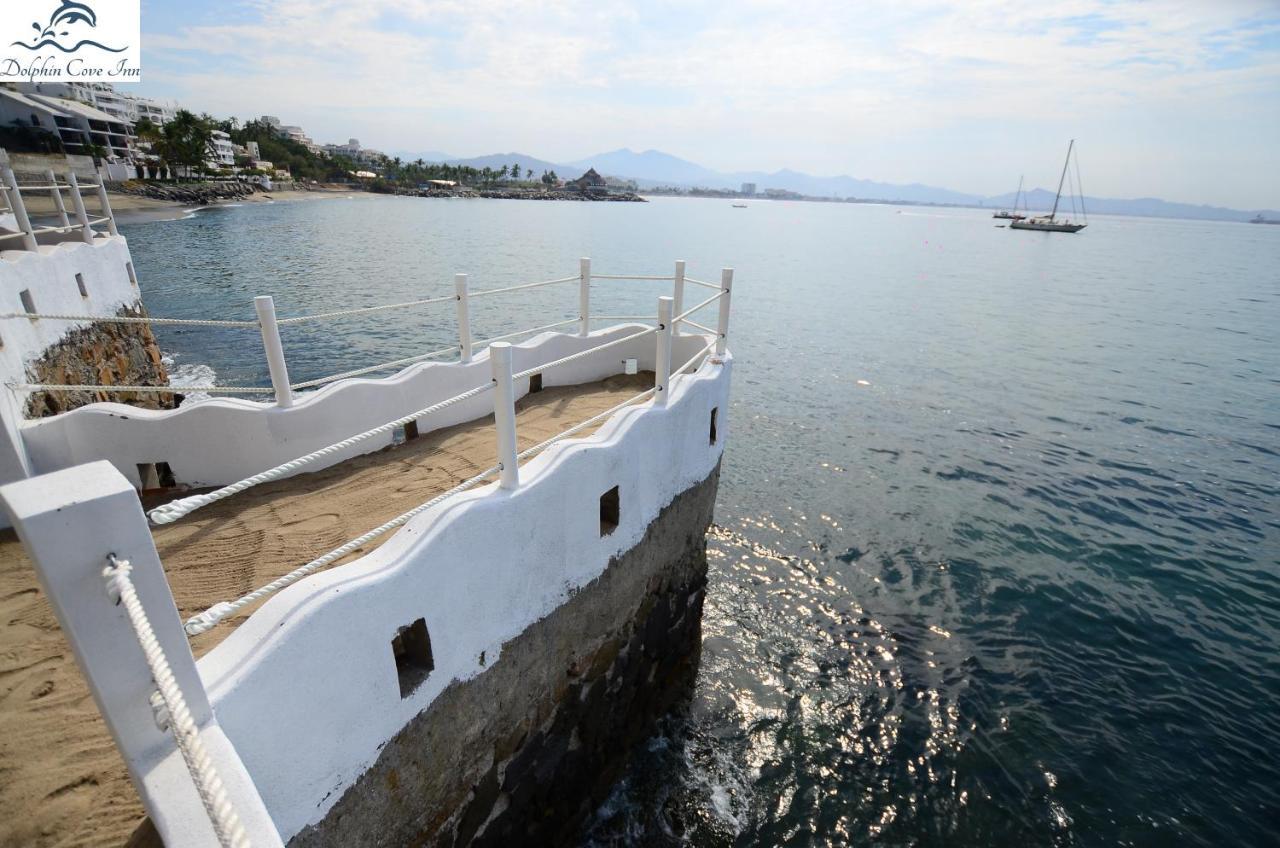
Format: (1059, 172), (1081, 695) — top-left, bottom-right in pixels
(19, 187), (371, 225)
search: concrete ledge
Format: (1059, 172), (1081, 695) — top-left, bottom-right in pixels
(288, 463), (719, 847)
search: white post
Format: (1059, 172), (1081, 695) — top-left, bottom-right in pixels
(578, 257), (591, 337)
(671, 259), (686, 336)
(46, 169), (70, 228)
(2, 167), (39, 252)
(254, 296), (294, 409)
(655, 296), (673, 407)
(490, 342), (519, 490)
(95, 177), (119, 236)
(716, 267), (734, 357)
(67, 171), (94, 245)
(0, 462), (284, 848)
(454, 273), (472, 363)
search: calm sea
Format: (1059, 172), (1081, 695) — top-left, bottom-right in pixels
(120, 195), (1280, 847)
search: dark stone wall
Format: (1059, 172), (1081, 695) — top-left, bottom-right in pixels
(289, 464), (720, 848)
(24, 304), (175, 417)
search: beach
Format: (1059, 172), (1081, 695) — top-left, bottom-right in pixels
(17, 187), (367, 225)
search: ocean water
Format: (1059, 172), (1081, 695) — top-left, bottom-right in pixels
(120, 196), (1280, 847)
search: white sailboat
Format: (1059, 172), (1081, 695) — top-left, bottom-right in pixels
(993, 175), (1027, 220)
(1010, 140), (1087, 233)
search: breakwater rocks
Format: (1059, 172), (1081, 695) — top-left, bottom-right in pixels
(290, 465), (719, 848)
(109, 180), (259, 205)
(392, 187), (646, 202)
(25, 303), (175, 417)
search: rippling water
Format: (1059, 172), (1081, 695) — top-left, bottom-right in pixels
(120, 196), (1280, 847)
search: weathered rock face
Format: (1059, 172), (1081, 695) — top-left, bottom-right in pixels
(109, 181), (258, 205)
(24, 304), (175, 417)
(289, 464), (719, 848)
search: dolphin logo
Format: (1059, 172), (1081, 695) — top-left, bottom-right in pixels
(12, 0), (125, 53)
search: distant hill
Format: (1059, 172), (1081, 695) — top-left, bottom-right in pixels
(390, 146), (1274, 221)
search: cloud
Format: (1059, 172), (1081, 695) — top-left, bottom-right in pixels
(138, 0), (1280, 207)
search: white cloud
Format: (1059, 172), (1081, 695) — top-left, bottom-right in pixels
(138, 0), (1280, 207)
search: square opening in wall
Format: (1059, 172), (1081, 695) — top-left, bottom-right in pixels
(75, 273), (88, 298)
(19, 289), (36, 316)
(529, 373), (543, 393)
(600, 485), (620, 536)
(710, 407), (719, 445)
(393, 617), (435, 698)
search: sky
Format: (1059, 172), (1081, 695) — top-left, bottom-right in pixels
(132, 0), (1280, 209)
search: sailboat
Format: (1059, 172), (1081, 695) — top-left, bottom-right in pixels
(993, 176), (1027, 220)
(1010, 140), (1087, 233)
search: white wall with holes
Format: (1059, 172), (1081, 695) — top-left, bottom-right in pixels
(0, 236), (140, 483)
(21, 327), (716, 489)
(196, 349), (731, 841)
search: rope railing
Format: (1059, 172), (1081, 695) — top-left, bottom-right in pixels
(290, 345), (458, 390)
(672, 290), (725, 325)
(473, 318), (580, 348)
(0, 311), (259, 327)
(683, 276), (720, 290)
(273, 293), (457, 325)
(181, 337), (724, 637)
(148, 381), (498, 526)
(512, 326), (658, 381)
(103, 556), (250, 848)
(591, 274), (675, 281)
(10, 381), (274, 395)
(468, 275), (579, 299)
(683, 319), (717, 335)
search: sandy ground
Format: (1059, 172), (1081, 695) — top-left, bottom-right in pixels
(17, 188), (367, 225)
(0, 373), (651, 848)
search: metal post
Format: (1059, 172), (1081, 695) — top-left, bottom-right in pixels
(94, 177), (119, 236)
(655, 296), (673, 407)
(716, 268), (734, 357)
(454, 273), (472, 363)
(254, 296), (293, 408)
(671, 259), (686, 336)
(2, 166), (39, 252)
(490, 342), (519, 490)
(0, 462), (285, 848)
(46, 169), (70, 228)
(67, 171), (94, 245)
(579, 257), (591, 337)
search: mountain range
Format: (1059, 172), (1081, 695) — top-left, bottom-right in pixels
(389, 148), (1277, 222)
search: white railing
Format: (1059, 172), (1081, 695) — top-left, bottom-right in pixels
(0, 166), (118, 251)
(5, 258), (733, 410)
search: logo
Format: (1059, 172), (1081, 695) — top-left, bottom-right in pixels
(1, 0), (140, 81)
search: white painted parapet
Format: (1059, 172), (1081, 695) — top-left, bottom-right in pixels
(0, 462), (283, 848)
(21, 326), (714, 489)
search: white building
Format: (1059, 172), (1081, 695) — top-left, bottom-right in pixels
(322, 138), (384, 165)
(0, 89), (134, 162)
(15, 82), (176, 127)
(207, 130), (235, 169)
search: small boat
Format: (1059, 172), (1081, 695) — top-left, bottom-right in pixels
(993, 176), (1027, 220)
(731, 203), (747, 208)
(1249, 214), (1279, 225)
(1010, 140), (1087, 233)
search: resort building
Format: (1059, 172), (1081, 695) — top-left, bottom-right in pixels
(741, 182), (757, 196)
(323, 138), (386, 165)
(207, 130), (236, 169)
(10, 82), (176, 127)
(0, 88), (134, 162)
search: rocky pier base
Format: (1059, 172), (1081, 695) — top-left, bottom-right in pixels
(289, 464), (719, 848)
(109, 181), (260, 205)
(24, 304), (175, 417)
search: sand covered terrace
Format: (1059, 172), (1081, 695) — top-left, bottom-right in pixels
(0, 372), (652, 848)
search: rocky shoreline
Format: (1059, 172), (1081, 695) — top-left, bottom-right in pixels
(390, 187), (646, 202)
(107, 180), (262, 206)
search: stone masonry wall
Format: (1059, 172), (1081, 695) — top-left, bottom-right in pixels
(287, 464), (720, 848)
(24, 304), (175, 418)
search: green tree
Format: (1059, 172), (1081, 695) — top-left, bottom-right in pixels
(160, 110), (215, 178)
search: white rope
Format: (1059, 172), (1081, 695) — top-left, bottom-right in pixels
(591, 274), (675, 281)
(148, 381), (497, 525)
(591, 315), (653, 322)
(683, 276), (720, 290)
(681, 319), (717, 335)
(274, 294), (456, 325)
(11, 382), (274, 395)
(512, 326), (657, 381)
(473, 318), (579, 347)
(182, 337), (724, 636)
(672, 290), (723, 324)
(290, 345), (458, 390)
(468, 275), (579, 298)
(183, 465), (501, 635)
(102, 556), (250, 848)
(0, 312), (258, 327)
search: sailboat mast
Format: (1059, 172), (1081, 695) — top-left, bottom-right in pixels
(1015, 175), (1024, 212)
(1050, 139), (1074, 220)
